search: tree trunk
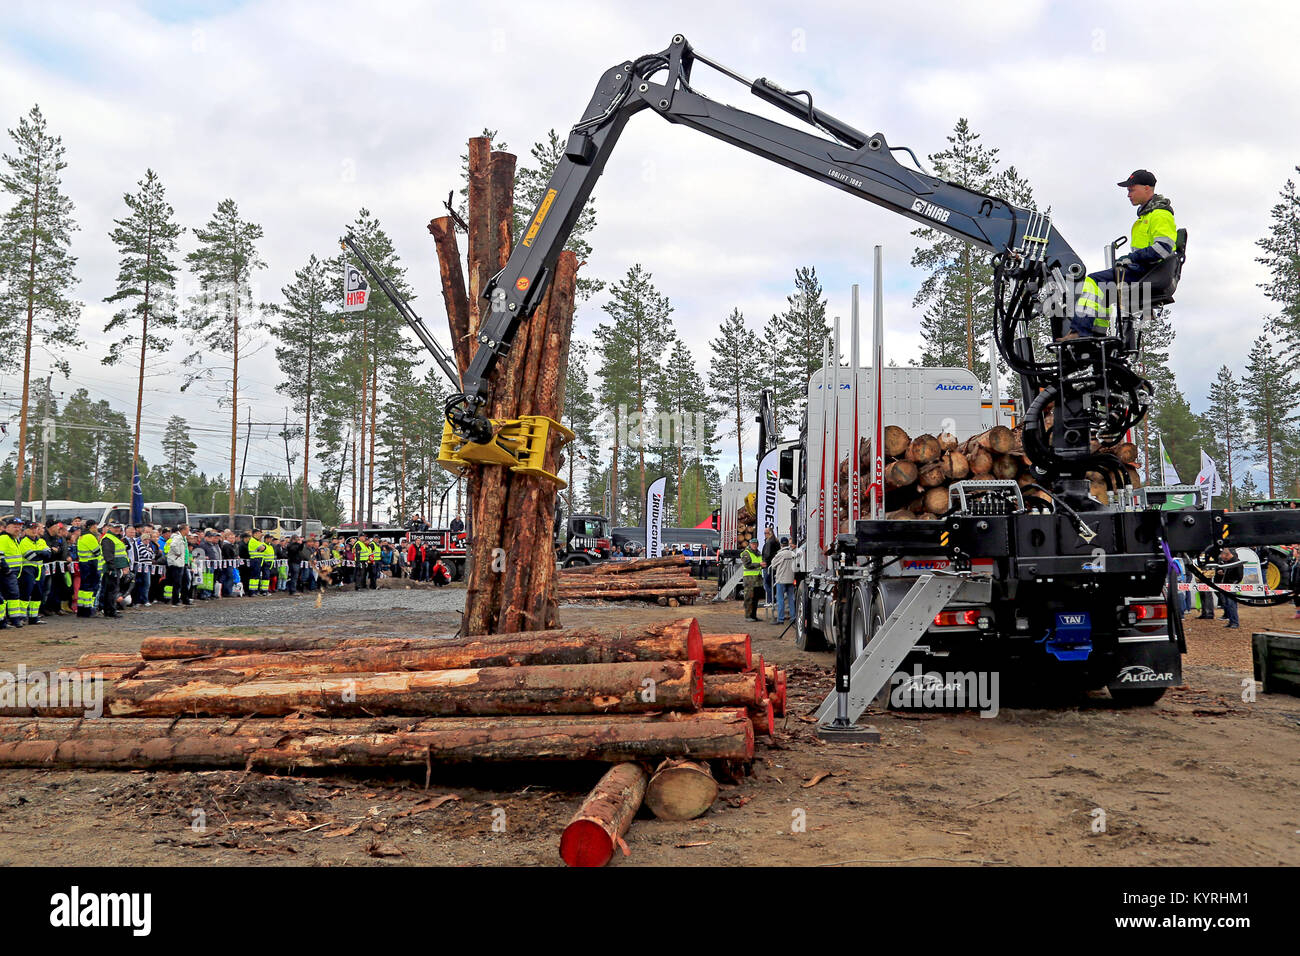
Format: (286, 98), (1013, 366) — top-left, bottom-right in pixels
(13, 152), (39, 516)
(644, 758), (718, 821)
(137, 620), (703, 673)
(228, 276), (239, 519)
(559, 762), (648, 867)
(701, 671), (764, 708)
(0, 711), (754, 769)
(108, 660), (702, 718)
(701, 633), (751, 670)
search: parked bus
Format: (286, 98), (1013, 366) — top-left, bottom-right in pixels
(145, 501), (188, 529)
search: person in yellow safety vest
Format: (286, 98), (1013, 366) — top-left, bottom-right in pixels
(76, 519), (104, 619)
(248, 529), (271, 595)
(354, 534), (374, 591)
(99, 521), (128, 618)
(1064, 169), (1178, 340)
(19, 521), (53, 625)
(0, 517), (27, 628)
(739, 535), (764, 622)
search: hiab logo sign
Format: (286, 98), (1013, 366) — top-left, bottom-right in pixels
(911, 198), (951, 223)
(344, 266), (368, 312)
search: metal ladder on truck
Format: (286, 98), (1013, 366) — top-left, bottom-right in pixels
(815, 571), (992, 731)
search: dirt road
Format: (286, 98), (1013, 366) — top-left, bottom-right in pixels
(0, 589), (1296, 866)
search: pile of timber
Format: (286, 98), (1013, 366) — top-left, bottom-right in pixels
(840, 424), (1140, 523)
(0, 619), (785, 867)
(558, 555), (701, 606)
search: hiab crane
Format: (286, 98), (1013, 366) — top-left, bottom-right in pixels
(366, 34), (1300, 731)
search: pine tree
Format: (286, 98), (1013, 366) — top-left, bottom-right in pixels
(1150, 383), (1207, 488)
(562, 338), (600, 514)
(910, 118), (1034, 381)
(272, 253), (337, 522)
(104, 168), (184, 493)
(1256, 169), (1300, 349)
(1136, 307), (1178, 477)
(766, 267), (828, 428)
(654, 338), (717, 523)
(1235, 469), (1261, 506)
(594, 264), (672, 521)
(0, 105), (83, 514)
(1203, 366), (1250, 508)
(1241, 324), (1297, 497)
(708, 308), (752, 483)
(159, 416), (196, 501)
(182, 197), (265, 520)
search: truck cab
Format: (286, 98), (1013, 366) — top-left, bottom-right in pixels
(556, 511), (613, 567)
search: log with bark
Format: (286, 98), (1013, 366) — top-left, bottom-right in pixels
(138, 620), (703, 668)
(701, 633), (751, 671)
(701, 671), (765, 708)
(133, 621), (705, 680)
(644, 758), (718, 821)
(559, 763), (648, 867)
(107, 660), (702, 719)
(0, 711), (755, 769)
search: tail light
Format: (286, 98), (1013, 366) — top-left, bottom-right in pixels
(933, 609), (980, 627)
(1126, 602), (1168, 628)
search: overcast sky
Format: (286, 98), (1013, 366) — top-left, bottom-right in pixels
(3, 0), (1298, 506)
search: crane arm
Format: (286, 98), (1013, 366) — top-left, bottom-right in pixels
(448, 33), (1086, 446)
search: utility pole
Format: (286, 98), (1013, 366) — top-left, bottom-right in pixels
(40, 413), (52, 524)
(238, 406), (252, 514)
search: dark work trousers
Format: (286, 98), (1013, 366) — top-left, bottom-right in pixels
(166, 565), (185, 604)
(76, 562), (99, 619)
(100, 570), (120, 616)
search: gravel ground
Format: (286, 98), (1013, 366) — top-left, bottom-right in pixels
(73, 587), (467, 633)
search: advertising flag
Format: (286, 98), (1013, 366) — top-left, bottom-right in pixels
(344, 264), (369, 312)
(645, 476), (667, 558)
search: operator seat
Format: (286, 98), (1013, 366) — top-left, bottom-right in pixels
(1133, 228), (1188, 307)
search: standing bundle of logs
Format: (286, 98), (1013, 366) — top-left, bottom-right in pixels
(429, 135), (580, 635)
(838, 423), (1142, 524)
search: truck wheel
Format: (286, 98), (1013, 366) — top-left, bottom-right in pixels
(1109, 687), (1167, 706)
(450, 561), (463, 582)
(564, 556), (591, 569)
(794, 580), (826, 652)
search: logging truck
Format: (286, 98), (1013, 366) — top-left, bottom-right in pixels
(791, 363), (1185, 707)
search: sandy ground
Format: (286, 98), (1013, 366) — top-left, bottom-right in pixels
(0, 586), (1296, 867)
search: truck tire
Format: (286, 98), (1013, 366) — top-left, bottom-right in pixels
(794, 580), (826, 652)
(1108, 687), (1167, 706)
(450, 560), (463, 582)
(564, 555), (591, 569)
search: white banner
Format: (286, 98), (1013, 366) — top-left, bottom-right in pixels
(1195, 449), (1224, 497)
(344, 265), (369, 312)
(757, 446), (781, 538)
(1159, 436), (1182, 485)
(645, 476), (667, 558)
(1177, 582), (1285, 594)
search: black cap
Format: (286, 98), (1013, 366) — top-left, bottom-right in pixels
(1118, 169), (1156, 188)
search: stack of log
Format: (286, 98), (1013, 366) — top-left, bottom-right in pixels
(839, 424), (1141, 523)
(558, 555), (701, 606)
(0, 620), (784, 868)
(429, 135), (578, 636)
(0, 621), (758, 768)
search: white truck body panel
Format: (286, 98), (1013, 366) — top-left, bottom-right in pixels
(802, 366), (987, 572)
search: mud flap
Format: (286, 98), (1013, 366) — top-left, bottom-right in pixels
(1106, 638), (1182, 691)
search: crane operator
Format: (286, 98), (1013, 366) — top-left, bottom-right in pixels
(1063, 169), (1178, 340)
